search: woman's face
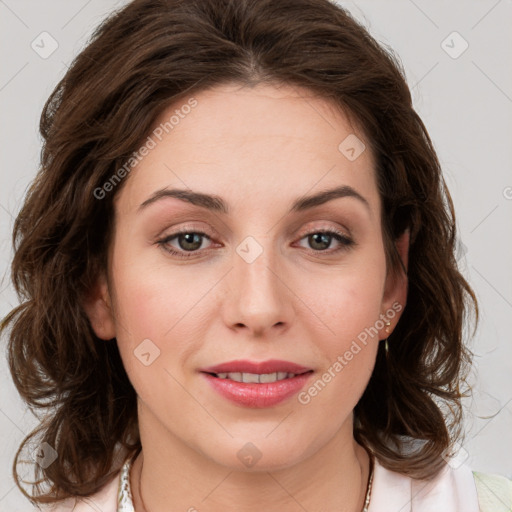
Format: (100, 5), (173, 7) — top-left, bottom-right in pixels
(88, 82), (407, 470)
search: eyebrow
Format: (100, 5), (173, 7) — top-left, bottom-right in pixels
(138, 185), (370, 214)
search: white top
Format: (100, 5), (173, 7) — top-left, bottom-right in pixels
(42, 455), (497, 512)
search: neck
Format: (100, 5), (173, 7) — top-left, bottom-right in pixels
(130, 408), (371, 512)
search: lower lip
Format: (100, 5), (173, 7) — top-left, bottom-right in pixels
(201, 371), (313, 408)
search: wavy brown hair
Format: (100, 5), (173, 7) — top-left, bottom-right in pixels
(1, 0), (478, 505)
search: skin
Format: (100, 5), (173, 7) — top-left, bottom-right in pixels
(85, 82), (408, 512)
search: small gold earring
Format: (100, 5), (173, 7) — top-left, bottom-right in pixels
(384, 321), (391, 335)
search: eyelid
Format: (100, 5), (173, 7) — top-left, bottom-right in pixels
(156, 221), (216, 239)
(296, 221), (352, 239)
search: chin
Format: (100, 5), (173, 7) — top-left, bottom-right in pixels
(200, 436), (310, 472)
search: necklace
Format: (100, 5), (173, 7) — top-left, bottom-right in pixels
(362, 450), (375, 512)
(136, 451), (374, 512)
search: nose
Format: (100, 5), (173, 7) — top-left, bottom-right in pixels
(222, 237), (294, 337)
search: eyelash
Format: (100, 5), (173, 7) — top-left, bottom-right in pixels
(156, 226), (355, 259)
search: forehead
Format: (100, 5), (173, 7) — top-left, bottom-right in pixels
(115, 82), (379, 216)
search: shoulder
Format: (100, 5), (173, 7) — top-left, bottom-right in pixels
(38, 471), (120, 512)
(369, 457), (484, 512)
(472, 470), (512, 512)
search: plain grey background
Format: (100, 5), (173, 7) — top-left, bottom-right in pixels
(1, 1), (511, 510)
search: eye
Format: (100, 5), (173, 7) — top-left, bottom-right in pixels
(297, 228), (354, 254)
(156, 226), (355, 260)
(157, 229), (213, 259)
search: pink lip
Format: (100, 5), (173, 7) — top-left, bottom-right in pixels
(200, 359), (312, 375)
(201, 372), (313, 408)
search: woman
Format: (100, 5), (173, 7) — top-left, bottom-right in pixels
(2, 0), (510, 511)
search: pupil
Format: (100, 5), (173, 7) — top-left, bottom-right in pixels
(180, 233), (202, 251)
(310, 233), (330, 250)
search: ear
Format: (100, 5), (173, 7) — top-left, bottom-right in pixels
(379, 228), (409, 338)
(82, 272), (116, 340)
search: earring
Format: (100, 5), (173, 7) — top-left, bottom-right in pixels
(384, 321), (391, 354)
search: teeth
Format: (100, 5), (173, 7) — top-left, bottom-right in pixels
(215, 372), (298, 383)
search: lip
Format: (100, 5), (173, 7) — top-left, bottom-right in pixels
(200, 359), (313, 375)
(201, 371), (314, 408)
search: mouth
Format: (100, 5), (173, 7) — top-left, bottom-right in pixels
(202, 370), (314, 384)
(199, 369), (315, 408)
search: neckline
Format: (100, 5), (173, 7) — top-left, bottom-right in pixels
(117, 451), (375, 512)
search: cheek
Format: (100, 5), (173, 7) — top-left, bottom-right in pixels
(109, 251), (214, 386)
(292, 251), (386, 408)
(295, 275), (383, 415)
(296, 258), (386, 345)
(111, 246), (205, 339)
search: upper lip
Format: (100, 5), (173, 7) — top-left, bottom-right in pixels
(200, 359), (313, 375)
